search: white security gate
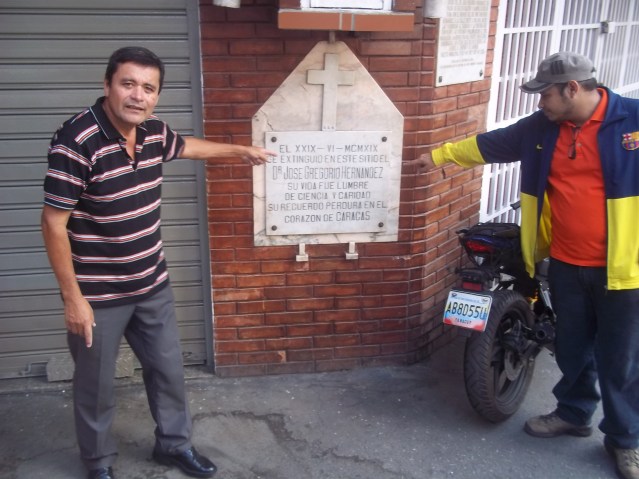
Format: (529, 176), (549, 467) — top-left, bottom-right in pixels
(481, 0), (639, 222)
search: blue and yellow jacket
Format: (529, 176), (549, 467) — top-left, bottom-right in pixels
(432, 87), (639, 290)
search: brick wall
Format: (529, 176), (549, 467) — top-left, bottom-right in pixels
(199, 0), (497, 377)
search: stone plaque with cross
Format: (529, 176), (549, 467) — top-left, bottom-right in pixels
(252, 41), (404, 246)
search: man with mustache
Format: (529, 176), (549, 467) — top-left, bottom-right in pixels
(41, 46), (274, 479)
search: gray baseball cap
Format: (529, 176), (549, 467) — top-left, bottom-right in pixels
(520, 52), (596, 93)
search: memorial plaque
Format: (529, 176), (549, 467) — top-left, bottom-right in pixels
(252, 41), (404, 246)
(436, 0), (491, 86)
(265, 131), (391, 235)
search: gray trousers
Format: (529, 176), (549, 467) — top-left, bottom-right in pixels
(67, 284), (192, 470)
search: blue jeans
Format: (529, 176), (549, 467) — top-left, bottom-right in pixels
(549, 258), (639, 449)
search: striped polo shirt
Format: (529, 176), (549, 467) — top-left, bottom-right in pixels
(44, 97), (185, 308)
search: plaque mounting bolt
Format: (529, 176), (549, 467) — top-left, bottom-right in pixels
(345, 241), (358, 260)
(296, 243), (309, 262)
(271, 225), (278, 231)
(271, 136), (277, 142)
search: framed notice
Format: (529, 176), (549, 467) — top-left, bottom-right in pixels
(436, 0), (491, 86)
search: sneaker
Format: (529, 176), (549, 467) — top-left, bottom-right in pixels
(605, 437), (639, 479)
(524, 411), (593, 438)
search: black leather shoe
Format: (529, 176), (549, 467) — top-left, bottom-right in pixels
(87, 467), (114, 479)
(153, 446), (217, 478)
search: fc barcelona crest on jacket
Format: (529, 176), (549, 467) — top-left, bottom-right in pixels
(622, 131), (639, 150)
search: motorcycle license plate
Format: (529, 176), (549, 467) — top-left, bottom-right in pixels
(443, 290), (492, 332)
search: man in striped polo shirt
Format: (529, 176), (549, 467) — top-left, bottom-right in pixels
(41, 46), (273, 479)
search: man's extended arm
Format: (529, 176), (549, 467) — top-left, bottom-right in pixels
(181, 137), (275, 165)
(41, 204), (95, 347)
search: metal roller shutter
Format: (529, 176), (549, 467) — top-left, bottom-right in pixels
(0, 0), (212, 378)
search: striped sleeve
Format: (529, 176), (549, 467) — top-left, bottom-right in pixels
(154, 118), (185, 162)
(44, 125), (91, 210)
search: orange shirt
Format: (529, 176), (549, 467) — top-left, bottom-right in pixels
(547, 88), (608, 266)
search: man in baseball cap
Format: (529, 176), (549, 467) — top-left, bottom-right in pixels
(520, 51), (596, 93)
(412, 51), (639, 479)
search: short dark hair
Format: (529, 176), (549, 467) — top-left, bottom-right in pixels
(105, 46), (165, 92)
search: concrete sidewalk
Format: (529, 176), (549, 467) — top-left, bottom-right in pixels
(0, 337), (612, 479)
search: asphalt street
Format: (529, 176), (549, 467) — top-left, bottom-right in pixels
(0, 337), (612, 479)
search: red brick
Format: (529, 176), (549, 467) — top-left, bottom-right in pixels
(335, 270), (384, 283)
(286, 271), (334, 285)
(313, 284), (362, 297)
(387, 87), (420, 102)
(265, 337), (313, 350)
(264, 285), (313, 299)
(362, 306), (407, 320)
(287, 348), (333, 362)
(334, 321), (380, 334)
(213, 275), (236, 289)
(393, 0), (418, 12)
(215, 329), (238, 341)
(229, 40), (283, 55)
(226, 6), (274, 23)
(213, 302), (236, 316)
(368, 56), (421, 72)
(215, 314), (263, 328)
(286, 297), (334, 311)
(231, 72), (288, 88)
(236, 274), (285, 288)
(216, 339), (265, 353)
(372, 72), (409, 87)
(458, 92), (482, 109)
(362, 282), (408, 295)
(200, 23), (255, 39)
(239, 351), (286, 364)
(279, 0), (300, 8)
(360, 41), (412, 56)
(314, 334), (361, 348)
(334, 345), (380, 358)
(214, 288), (262, 302)
(202, 57), (257, 72)
(362, 331), (407, 344)
(314, 309), (360, 322)
(287, 323), (333, 337)
(237, 300), (287, 314)
(214, 354), (238, 367)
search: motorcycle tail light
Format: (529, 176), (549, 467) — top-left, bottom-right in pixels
(464, 239), (495, 254)
(461, 281), (483, 291)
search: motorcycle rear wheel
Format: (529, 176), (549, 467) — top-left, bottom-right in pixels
(463, 289), (536, 423)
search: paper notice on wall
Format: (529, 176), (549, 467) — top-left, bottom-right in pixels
(436, 0), (491, 86)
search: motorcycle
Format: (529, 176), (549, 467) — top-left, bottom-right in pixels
(442, 213), (556, 422)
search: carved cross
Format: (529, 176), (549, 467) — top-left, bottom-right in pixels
(307, 53), (355, 131)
